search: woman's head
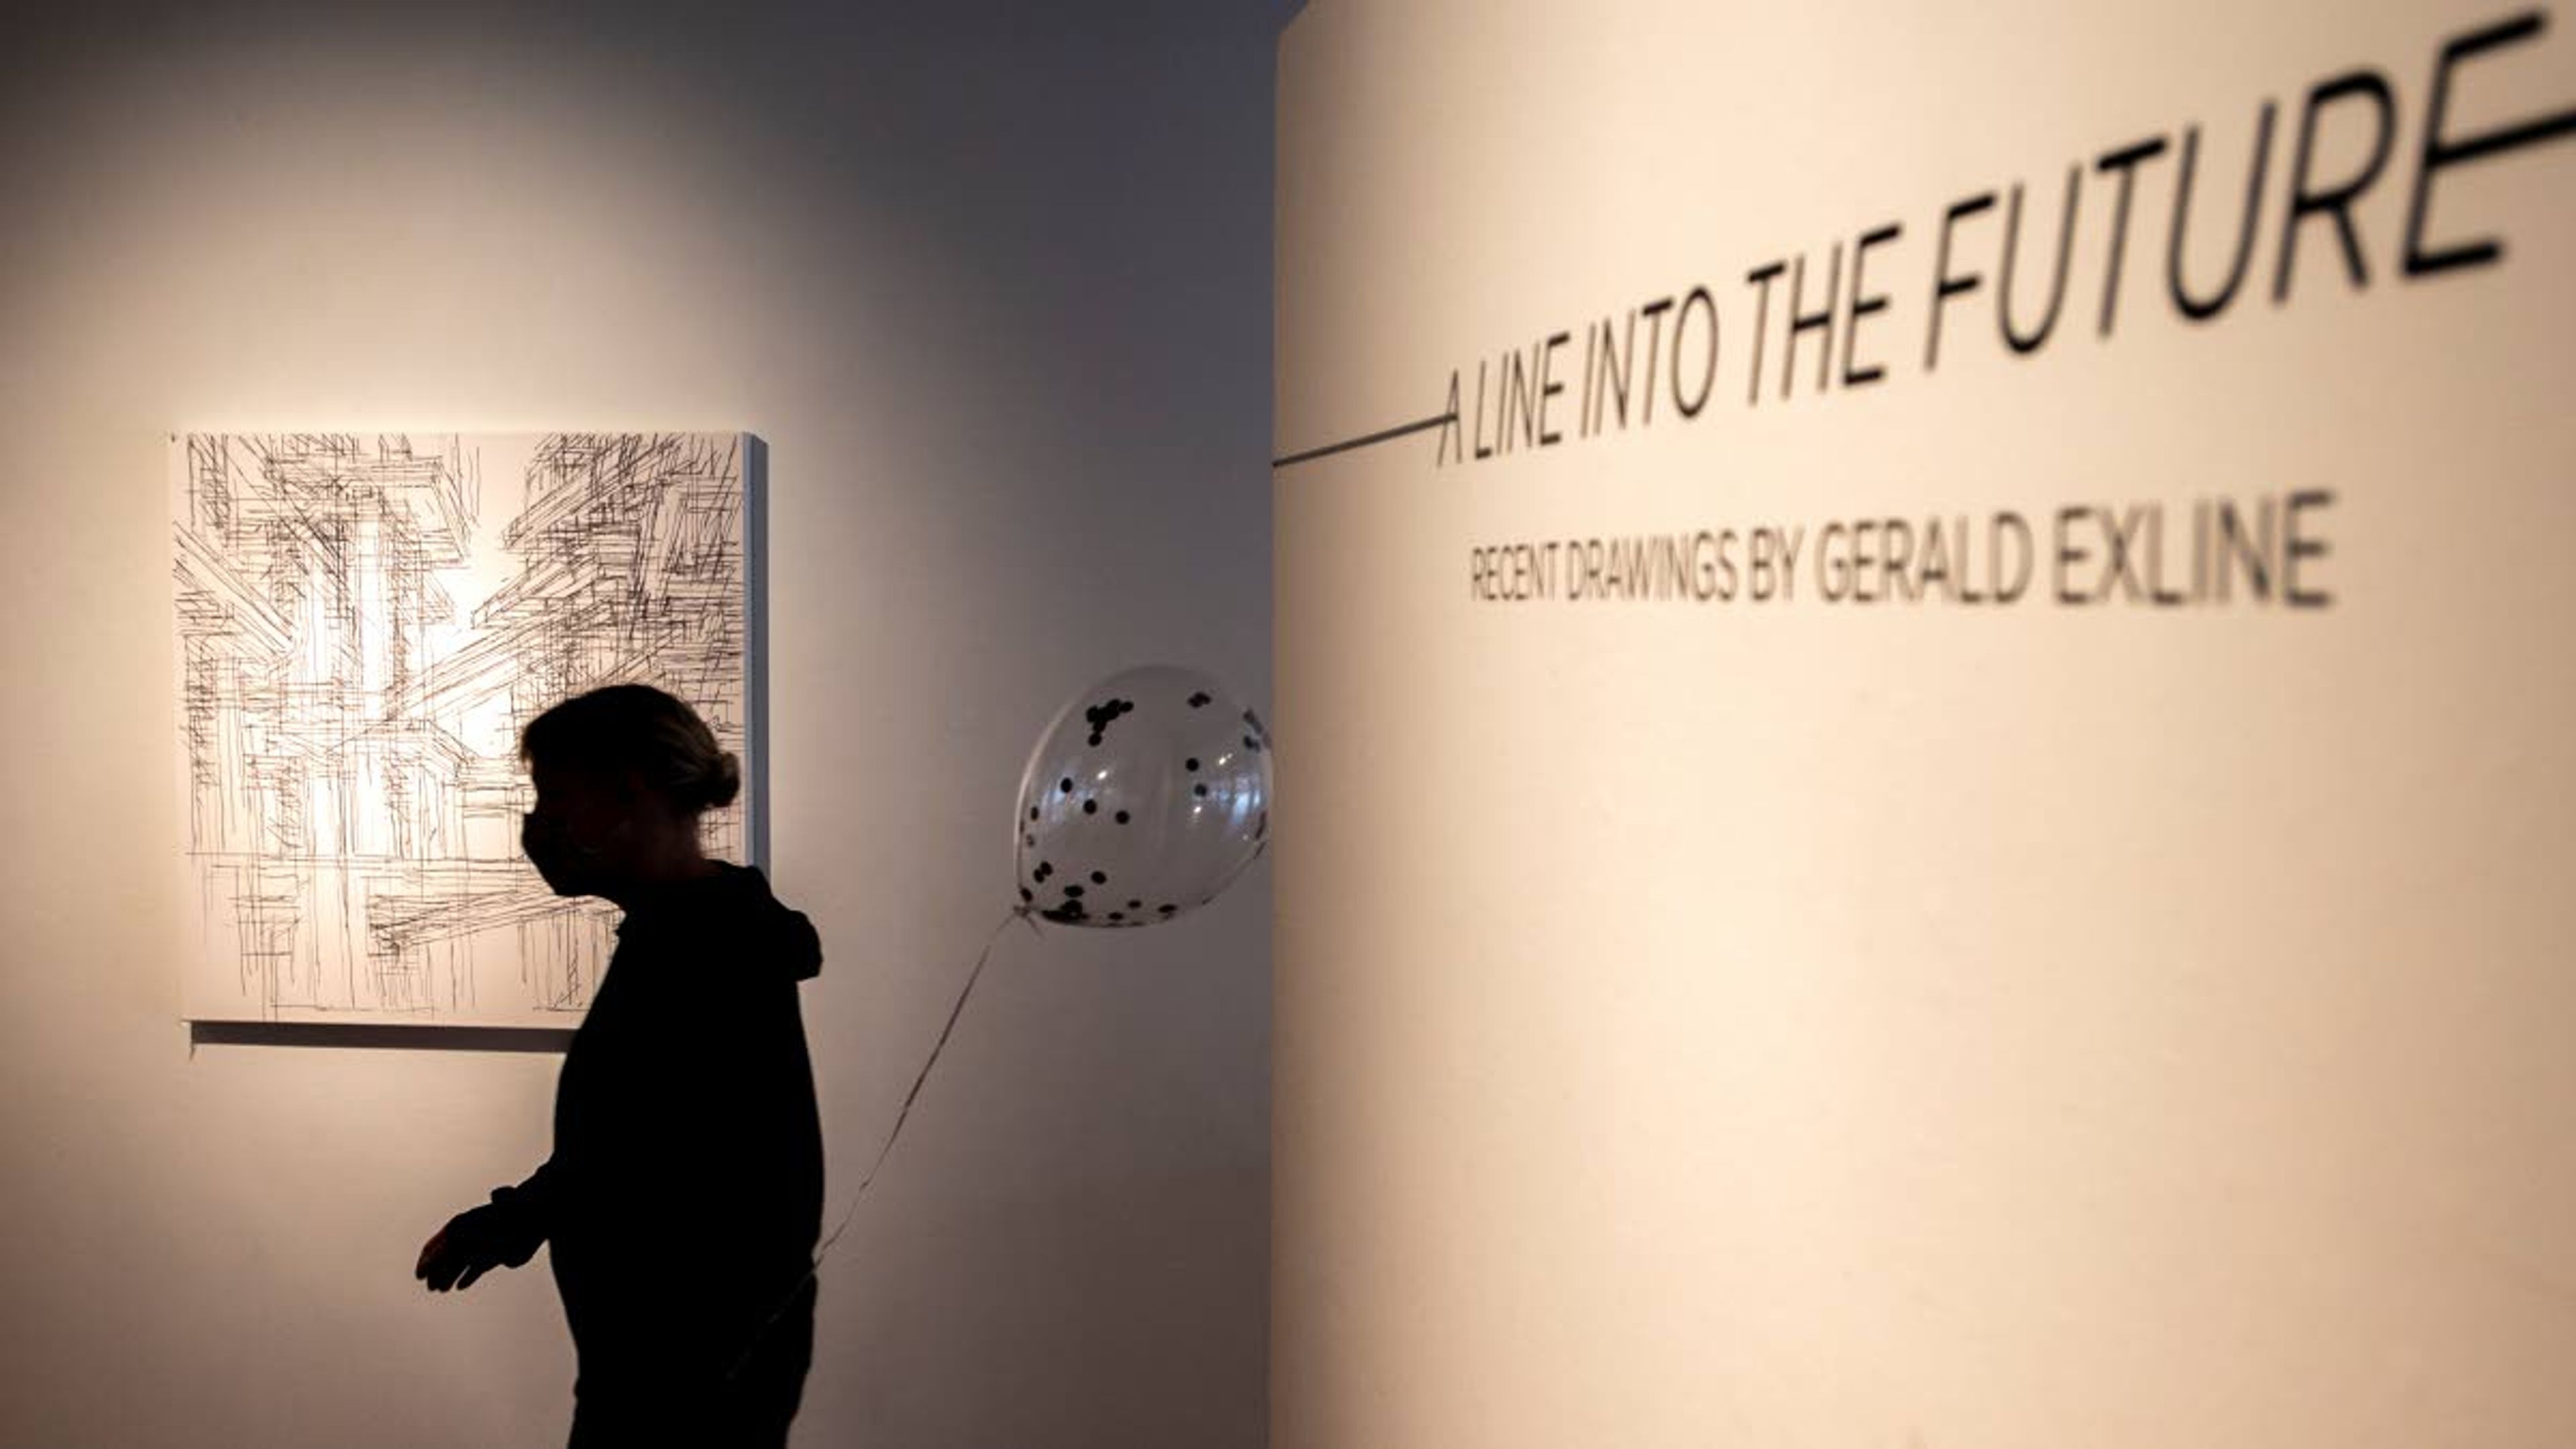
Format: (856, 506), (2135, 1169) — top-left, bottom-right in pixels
(518, 684), (739, 900)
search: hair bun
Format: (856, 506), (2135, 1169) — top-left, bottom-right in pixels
(698, 750), (743, 811)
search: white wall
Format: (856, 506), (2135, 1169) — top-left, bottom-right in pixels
(1273, 1), (2575, 1446)
(0, 3), (1283, 1444)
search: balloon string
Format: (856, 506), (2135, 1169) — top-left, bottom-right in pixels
(724, 902), (1041, 1382)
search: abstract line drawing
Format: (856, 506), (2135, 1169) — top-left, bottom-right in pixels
(170, 433), (759, 1026)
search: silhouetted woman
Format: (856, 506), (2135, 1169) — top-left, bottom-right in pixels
(415, 684), (824, 1447)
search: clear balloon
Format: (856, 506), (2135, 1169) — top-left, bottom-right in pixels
(1013, 664), (1272, 927)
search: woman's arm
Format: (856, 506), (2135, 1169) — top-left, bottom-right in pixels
(484, 1155), (563, 1256)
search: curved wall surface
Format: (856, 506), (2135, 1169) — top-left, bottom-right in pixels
(1273, 3), (2575, 1444)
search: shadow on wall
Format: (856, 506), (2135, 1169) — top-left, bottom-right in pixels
(186, 1022), (576, 1055)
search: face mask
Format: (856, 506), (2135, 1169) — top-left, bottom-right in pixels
(524, 810), (627, 894)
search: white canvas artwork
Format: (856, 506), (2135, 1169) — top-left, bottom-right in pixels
(170, 433), (761, 1027)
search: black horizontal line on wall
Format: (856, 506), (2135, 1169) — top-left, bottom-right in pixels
(187, 1020), (578, 1054)
(1271, 412), (1454, 470)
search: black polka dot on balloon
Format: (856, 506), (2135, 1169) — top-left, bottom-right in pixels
(1065, 884), (1084, 898)
(1089, 870), (1106, 884)
(1185, 757), (1199, 771)
(1193, 783), (1208, 798)
(1108, 911), (1125, 922)
(1127, 899), (1142, 910)
(1187, 692), (1210, 708)
(1019, 887), (1033, 902)
(1158, 904), (1177, 914)
(1085, 699), (1135, 751)
(1242, 734), (1261, 752)
(1114, 809), (1130, 824)
(1059, 777), (1073, 794)
(1082, 799), (1097, 815)
(1028, 806), (1038, 821)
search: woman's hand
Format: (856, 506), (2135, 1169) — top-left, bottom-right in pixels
(416, 1201), (539, 1292)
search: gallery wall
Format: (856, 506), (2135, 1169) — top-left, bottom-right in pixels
(1273, 1), (2573, 1445)
(0, 2), (1285, 1444)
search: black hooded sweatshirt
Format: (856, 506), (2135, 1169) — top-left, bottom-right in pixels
(488, 861), (824, 1399)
